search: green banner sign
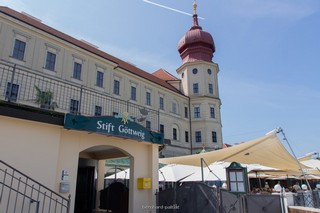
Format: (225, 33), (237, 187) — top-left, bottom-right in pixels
(64, 113), (163, 144)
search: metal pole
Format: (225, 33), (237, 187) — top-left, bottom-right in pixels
(66, 194), (71, 213)
(173, 182), (177, 213)
(115, 165), (117, 181)
(201, 158), (204, 182)
(277, 127), (312, 191)
(257, 172), (262, 189)
(201, 158), (221, 181)
(280, 189), (286, 213)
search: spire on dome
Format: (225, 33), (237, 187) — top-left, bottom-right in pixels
(193, 1), (197, 15)
(192, 1), (200, 29)
(177, 1), (215, 64)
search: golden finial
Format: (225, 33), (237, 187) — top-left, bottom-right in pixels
(193, 1), (197, 15)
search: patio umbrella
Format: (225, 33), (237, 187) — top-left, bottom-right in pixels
(298, 174), (320, 180)
(182, 161), (280, 182)
(248, 172), (274, 179)
(158, 164), (199, 182)
(105, 164), (199, 182)
(105, 168), (130, 179)
(181, 161), (228, 182)
(267, 175), (298, 180)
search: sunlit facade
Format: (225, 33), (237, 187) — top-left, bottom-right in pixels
(0, 6), (222, 157)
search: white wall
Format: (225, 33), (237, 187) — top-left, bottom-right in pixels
(0, 115), (160, 213)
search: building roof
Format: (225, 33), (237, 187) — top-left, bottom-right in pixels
(223, 144), (232, 148)
(152, 68), (179, 81)
(0, 6), (182, 94)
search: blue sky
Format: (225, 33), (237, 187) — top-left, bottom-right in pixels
(1, 0), (319, 157)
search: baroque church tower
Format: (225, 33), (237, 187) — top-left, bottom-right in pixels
(176, 1), (223, 153)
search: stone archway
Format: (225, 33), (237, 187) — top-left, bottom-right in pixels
(58, 128), (160, 213)
(75, 145), (132, 213)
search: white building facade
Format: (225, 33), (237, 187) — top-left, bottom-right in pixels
(0, 4), (223, 157)
(0, 3), (223, 212)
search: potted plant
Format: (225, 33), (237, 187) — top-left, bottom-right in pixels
(34, 85), (58, 110)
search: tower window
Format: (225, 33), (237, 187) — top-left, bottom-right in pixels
(210, 107), (215, 118)
(207, 69), (212, 75)
(193, 83), (199, 94)
(209, 83), (213, 94)
(192, 68), (198, 74)
(212, 131), (217, 142)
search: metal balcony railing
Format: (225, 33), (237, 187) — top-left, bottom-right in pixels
(0, 60), (159, 132)
(0, 160), (71, 213)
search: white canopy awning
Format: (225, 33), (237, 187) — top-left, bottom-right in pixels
(159, 133), (309, 173)
(301, 159), (320, 170)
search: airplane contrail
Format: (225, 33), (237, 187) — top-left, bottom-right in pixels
(143, 0), (205, 20)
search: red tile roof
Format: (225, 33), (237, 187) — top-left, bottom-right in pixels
(152, 68), (179, 81)
(223, 144), (232, 148)
(0, 6), (182, 94)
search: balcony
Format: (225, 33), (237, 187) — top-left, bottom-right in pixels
(0, 61), (159, 132)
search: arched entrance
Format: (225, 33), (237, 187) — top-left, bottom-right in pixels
(61, 113), (163, 213)
(74, 145), (132, 213)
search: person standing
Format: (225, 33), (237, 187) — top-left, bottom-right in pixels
(293, 182), (301, 192)
(274, 181), (282, 192)
(265, 182), (270, 189)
